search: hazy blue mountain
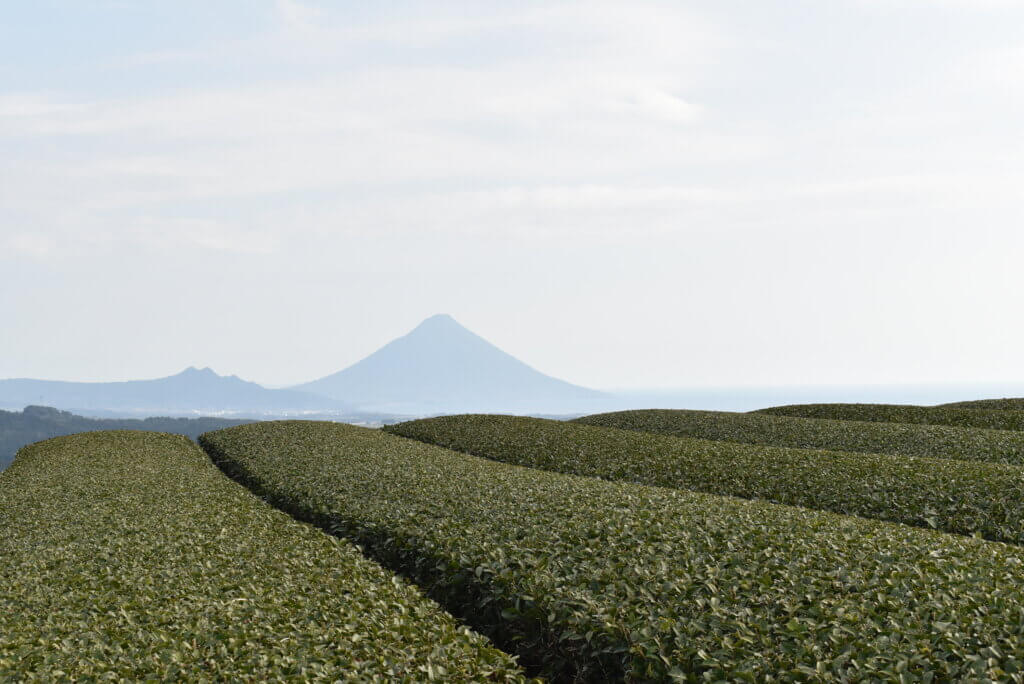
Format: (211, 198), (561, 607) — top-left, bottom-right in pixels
(0, 405), (253, 472)
(293, 314), (606, 414)
(0, 367), (345, 416)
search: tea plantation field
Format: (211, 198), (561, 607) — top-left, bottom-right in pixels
(8, 397), (1024, 681)
(205, 419), (1024, 681)
(0, 431), (523, 681)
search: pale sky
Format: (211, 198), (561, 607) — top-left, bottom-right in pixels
(2, 1), (1023, 390)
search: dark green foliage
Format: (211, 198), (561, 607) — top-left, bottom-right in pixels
(205, 420), (1024, 681)
(0, 405), (253, 471)
(939, 398), (1024, 410)
(0, 431), (522, 681)
(572, 408), (1024, 465)
(757, 403), (1024, 430)
(388, 413), (1024, 544)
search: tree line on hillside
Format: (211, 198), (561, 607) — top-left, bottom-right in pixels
(0, 406), (253, 471)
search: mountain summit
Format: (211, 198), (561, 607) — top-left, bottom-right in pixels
(294, 314), (604, 413)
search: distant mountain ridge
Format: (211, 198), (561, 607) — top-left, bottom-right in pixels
(0, 367), (345, 416)
(293, 314), (606, 414)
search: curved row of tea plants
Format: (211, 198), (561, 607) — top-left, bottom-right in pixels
(939, 398), (1024, 411)
(0, 431), (523, 681)
(388, 414), (1024, 544)
(572, 408), (1024, 465)
(758, 402), (1024, 431)
(203, 420), (1024, 682)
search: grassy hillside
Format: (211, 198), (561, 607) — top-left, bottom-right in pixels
(573, 408), (1024, 464)
(0, 405), (253, 471)
(0, 431), (522, 681)
(388, 414), (1024, 544)
(204, 420), (1024, 681)
(757, 402), (1024, 431)
(939, 398), (1024, 410)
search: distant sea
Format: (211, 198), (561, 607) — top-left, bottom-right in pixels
(606, 383), (1024, 413)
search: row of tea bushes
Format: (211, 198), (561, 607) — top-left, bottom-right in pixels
(0, 431), (523, 681)
(758, 402), (1024, 431)
(572, 408), (1024, 465)
(387, 414), (1024, 545)
(203, 420), (1024, 681)
(939, 398), (1024, 411)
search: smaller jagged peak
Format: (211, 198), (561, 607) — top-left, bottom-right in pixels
(179, 366), (218, 377)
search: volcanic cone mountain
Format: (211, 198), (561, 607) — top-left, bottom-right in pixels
(294, 314), (605, 414)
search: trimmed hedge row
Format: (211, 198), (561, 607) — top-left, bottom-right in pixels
(757, 402), (1024, 431)
(0, 431), (522, 681)
(939, 398), (1024, 411)
(205, 420), (1024, 681)
(572, 408), (1024, 465)
(388, 414), (1024, 544)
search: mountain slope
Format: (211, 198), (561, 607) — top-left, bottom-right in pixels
(0, 367), (343, 415)
(294, 314), (604, 413)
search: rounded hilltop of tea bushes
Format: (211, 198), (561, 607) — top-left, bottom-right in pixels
(939, 397), (1024, 411)
(388, 413), (1024, 545)
(0, 431), (524, 682)
(205, 419), (1024, 682)
(573, 407), (1024, 465)
(757, 402), (1024, 431)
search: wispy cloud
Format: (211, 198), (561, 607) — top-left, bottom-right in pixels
(0, 2), (726, 244)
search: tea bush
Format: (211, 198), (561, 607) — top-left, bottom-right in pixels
(757, 403), (1024, 431)
(0, 431), (522, 682)
(572, 408), (1024, 465)
(204, 420), (1024, 682)
(389, 414), (1024, 544)
(939, 398), (1024, 411)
